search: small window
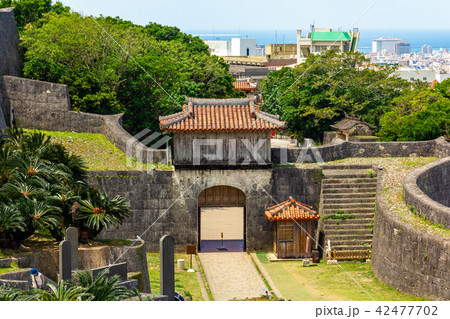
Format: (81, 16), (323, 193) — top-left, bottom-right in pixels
(279, 225), (294, 241)
(423, 77), (427, 81)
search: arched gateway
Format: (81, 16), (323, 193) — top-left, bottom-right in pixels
(197, 186), (246, 252)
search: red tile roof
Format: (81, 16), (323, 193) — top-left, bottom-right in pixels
(265, 196), (319, 221)
(160, 97), (286, 132)
(233, 81), (257, 91)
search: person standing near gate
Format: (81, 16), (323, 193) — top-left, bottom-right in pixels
(30, 268), (45, 289)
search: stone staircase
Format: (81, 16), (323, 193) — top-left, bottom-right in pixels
(320, 165), (377, 252)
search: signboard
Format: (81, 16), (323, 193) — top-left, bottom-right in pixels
(186, 245), (197, 255)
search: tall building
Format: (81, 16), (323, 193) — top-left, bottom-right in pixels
(296, 28), (360, 63)
(204, 38), (257, 57)
(394, 41), (411, 55)
(422, 44), (433, 54)
(372, 38), (401, 54)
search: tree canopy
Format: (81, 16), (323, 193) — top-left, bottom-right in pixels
(260, 50), (410, 141)
(19, 11), (241, 135)
(378, 81), (450, 141)
(0, 0), (69, 32)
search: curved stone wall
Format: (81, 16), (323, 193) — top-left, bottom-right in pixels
(272, 137), (450, 164)
(404, 157), (450, 228)
(0, 75), (167, 163)
(372, 169), (450, 300)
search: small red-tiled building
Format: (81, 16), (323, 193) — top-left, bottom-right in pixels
(160, 97), (285, 168)
(233, 80), (257, 93)
(265, 196), (320, 259)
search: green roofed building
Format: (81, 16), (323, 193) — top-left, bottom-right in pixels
(297, 28), (360, 63)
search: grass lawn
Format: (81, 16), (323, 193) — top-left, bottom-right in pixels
(146, 253), (204, 301)
(256, 253), (422, 301)
(25, 130), (171, 171)
(0, 261), (19, 274)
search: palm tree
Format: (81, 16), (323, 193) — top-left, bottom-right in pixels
(74, 270), (137, 301)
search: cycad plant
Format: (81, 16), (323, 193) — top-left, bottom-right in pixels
(0, 129), (131, 247)
(32, 280), (91, 301)
(74, 270), (137, 301)
(78, 190), (131, 241)
(0, 205), (26, 248)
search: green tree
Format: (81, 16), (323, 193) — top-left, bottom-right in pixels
(260, 50), (409, 141)
(378, 87), (450, 141)
(0, 0), (69, 32)
(20, 13), (239, 135)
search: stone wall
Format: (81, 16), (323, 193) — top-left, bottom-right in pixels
(87, 167), (322, 252)
(272, 137), (449, 164)
(372, 169), (450, 300)
(9, 242), (150, 292)
(0, 75), (167, 163)
(0, 8), (22, 78)
(404, 157), (450, 228)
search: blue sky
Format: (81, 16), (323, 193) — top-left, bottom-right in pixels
(56, 0), (450, 30)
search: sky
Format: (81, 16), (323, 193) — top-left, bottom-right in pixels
(56, 0), (450, 31)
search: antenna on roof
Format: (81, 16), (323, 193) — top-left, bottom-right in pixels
(310, 21), (315, 32)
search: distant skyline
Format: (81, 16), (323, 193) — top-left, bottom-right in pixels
(56, 0), (450, 31)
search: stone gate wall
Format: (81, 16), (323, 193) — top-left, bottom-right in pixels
(87, 167), (322, 252)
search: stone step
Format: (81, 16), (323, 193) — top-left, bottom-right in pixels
(323, 192), (376, 199)
(324, 225), (373, 232)
(322, 178), (377, 184)
(323, 218), (374, 225)
(323, 197), (376, 204)
(322, 183), (378, 189)
(322, 187), (376, 194)
(321, 213), (375, 224)
(323, 203), (375, 210)
(321, 165), (374, 170)
(323, 173), (377, 179)
(326, 234), (373, 241)
(323, 208), (375, 214)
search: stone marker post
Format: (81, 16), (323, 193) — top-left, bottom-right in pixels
(65, 227), (78, 270)
(160, 235), (175, 301)
(59, 240), (72, 281)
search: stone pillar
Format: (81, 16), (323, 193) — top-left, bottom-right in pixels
(160, 235), (175, 301)
(59, 240), (72, 281)
(65, 227), (78, 270)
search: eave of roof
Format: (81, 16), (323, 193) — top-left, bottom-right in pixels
(265, 196), (319, 222)
(159, 97), (286, 132)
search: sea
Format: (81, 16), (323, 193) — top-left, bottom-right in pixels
(184, 29), (450, 54)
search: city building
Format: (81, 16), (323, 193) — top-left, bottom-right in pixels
(204, 40), (230, 56)
(265, 44), (297, 59)
(394, 41), (411, 55)
(422, 44), (433, 54)
(372, 38), (399, 54)
(204, 38), (257, 57)
(296, 28), (360, 63)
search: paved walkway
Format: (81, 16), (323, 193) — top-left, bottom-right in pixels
(198, 252), (267, 301)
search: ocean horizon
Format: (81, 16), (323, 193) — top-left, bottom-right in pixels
(183, 28), (450, 54)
